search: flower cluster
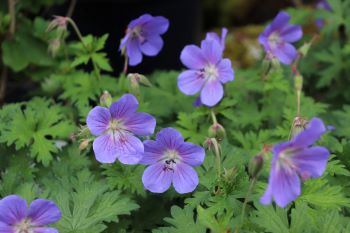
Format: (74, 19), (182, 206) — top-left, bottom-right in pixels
(88, 12), (331, 208)
(0, 195), (61, 233)
(87, 94), (205, 194)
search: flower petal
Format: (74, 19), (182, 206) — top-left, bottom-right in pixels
(142, 162), (173, 193)
(177, 142), (205, 166)
(140, 35), (163, 56)
(261, 166), (301, 208)
(281, 25), (303, 43)
(93, 134), (119, 163)
(217, 58), (234, 83)
(124, 112), (156, 136)
(270, 11), (290, 31)
(33, 227), (59, 233)
(156, 128), (184, 150)
(200, 80), (223, 107)
(0, 222), (15, 233)
(292, 146), (330, 178)
(28, 199), (61, 226)
(140, 140), (165, 165)
(272, 43), (297, 65)
(127, 38), (142, 66)
(180, 45), (206, 69)
(292, 117), (327, 147)
(200, 38), (222, 64)
(117, 134), (144, 165)
(173, 163), (199, 194)
(110, 94), (139, 119)
(86, 106), (110, 136)
(128, 14), (152, 29)
(0, 195), (27, 225)
(143, 16), (169, 35)
(178, 70), (205, 95)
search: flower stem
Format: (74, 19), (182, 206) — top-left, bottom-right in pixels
(210, 109), (218, 124)
(235, 177), (257, 233)
(212, 138), (222, 180)
(123, 55), (128, 74)
(67, 18), (101, 79)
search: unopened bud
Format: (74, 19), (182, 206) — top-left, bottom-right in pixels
(100, 91), (112, 107)
(291, 116), (308, 138)
(208, 123), (225, 141)
(48, 38), (61, 57)
(79, 139), (90, 151)
(203, 137), (215, 150)
(127, 73), (152, 89)
(294, 74), (303, 92)
(299, 42), (311, 57)
(248, 154), (264, 178)
(47, 16), (68, 33)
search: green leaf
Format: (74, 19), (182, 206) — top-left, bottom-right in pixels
(0, 98), (75, 165)
(44, 169), (139, 233)
(155, 206), (206, 233)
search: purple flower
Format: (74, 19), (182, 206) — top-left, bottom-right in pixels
(87, 94), (156, 164)
(205, 28), (228, 51)
(178, 35), (234, 107)
(260, 118), (330, 208)
(0, 195), (61, 233)
(316, 0), (332, 28)
(119, 14), (169, 66)
(259, 11), (303, 65)
(141, 128), (205, 194)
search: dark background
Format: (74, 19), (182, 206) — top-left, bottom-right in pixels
(48, 0), (301, 74)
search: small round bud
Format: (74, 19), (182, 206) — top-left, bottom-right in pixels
(79, 139), (90, 151)
(248, 154), (264, 178)
(100, 91), (112, 107)
(208, 123), (225, 141)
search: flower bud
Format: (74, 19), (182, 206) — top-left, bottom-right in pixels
(46, 16), (68, 33)
(100, 91), (112, 107)
(127, 73), (152, 93)
(79, 139), (90, 151)
(299, 42), (311, 57)
(248, 153), (264, 178)
(208, 123), (225, 141)
(203, 137), (215, 150)
(291, 116), (308, 138)
(48, 38), (61, 57)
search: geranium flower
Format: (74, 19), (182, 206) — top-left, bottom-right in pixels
(316, 0), (332, 28)
(0, 195), (61, 233)
(141, 128), (205, 194)
(260, 118), (330, 208)
(87, 94), (156, 164)
(119, 14), (169, 66)
(178, 35), (234, 107)
(258, 11), (303, 65)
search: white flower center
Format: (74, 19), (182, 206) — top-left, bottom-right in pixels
(162, 149), (180, 172)
(268, 32), (282, 48)
(204, 64), (218, 81)
(15, 219), (34, 233)
(108, 119), (124, 131)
